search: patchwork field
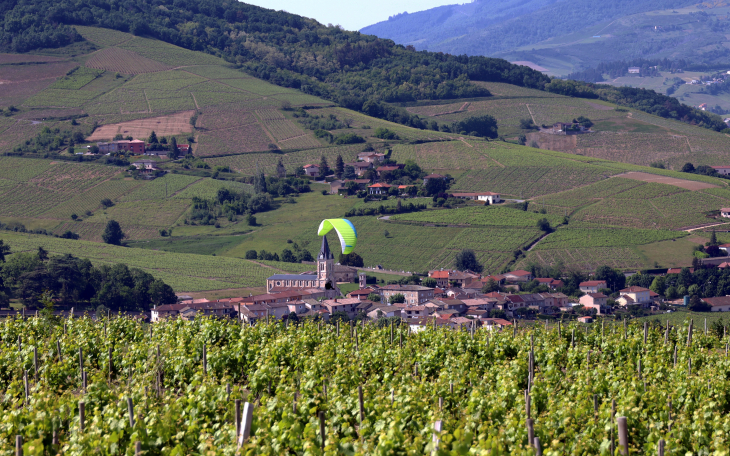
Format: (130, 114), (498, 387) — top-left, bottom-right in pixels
(85, 47), (173, 74)
(87, 110), (195, 141)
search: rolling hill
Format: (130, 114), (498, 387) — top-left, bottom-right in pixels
(0, 7), (730, 295)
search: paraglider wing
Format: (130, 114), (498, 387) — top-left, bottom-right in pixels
(318, 219), (357, 254)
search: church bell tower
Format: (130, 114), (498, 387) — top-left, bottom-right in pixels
(317, 235), (335, 290)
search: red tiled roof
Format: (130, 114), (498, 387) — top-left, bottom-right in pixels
(722, 208), (730, 212)
(508, 270), (532, 276)
(303, 164), (318, 169)
(620, 286), (650, 292)
(702, 296), (730, 307)
(376, 166), (400, 172)
(667, 268), (694, 274)
(580, 280), (607, 287)
(369, 183), (392, 188)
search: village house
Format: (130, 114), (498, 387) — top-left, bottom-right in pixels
(722, 208), (730, 219)
(577, 316), (594, 324)
(408, 316), (451, 332)
(345, 161), (373, 176)
(535, 278), (564, 289)
(579, 293), (609, 315)
(700, 296), (730, 311)
(628, 67), (641, 74)
(347, 288), (375, 301)
(400, 305), (430, 319)
(358, 152), (386, 163)
(151, 300), (234, 322)
(481, 318), (512, 331)
(368, 183), (391, 195)
(712, 166), (730, 176)
(97, 139), (146, 155)
(503, 270), (533, 283)
(481, 274), (506, 286)
(579, 280), (607, 293)
(303, 164), (319, 177)
(375, 165), (403, 178)
(380, 285), (434, 304)
(131, 159), (160, 172)
(329, 179), (371, 194)
(451, 192), (502, 204)
(617, 286), (652, 308)
(666, 268), (694, 275)
(367, 306), (401, 320)
(322, 297), (361, 319)
(422, 174), (446, 185)
(428, 269), (481, 288)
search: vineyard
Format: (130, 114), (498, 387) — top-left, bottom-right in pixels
(84, 47), (172, 74)
(390, 207), (564, 228)
(205, 145), (363, 175)
(1, 316), (728, 454)
(520, 246), (649, 271)
(534, 227), (686, 250)
(0, 233), (307, 292)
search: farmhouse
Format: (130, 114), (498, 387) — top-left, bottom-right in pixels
(423, 174), (446, 185)
(721, 208), (730, 219)
(330, 179), (370, 194)
(579, 293), (609, 315)
(535, 278), (564, 289)
(345, 161), (373, 176)
(368, 183), (391, 195)
(579, 280), (607, 293)
(358, 152), (386, 163)
(322, 298), (361, 319)
(451, 192), (502, 204)
(700, 296), (730, 312)
(628, 67), (641, 74)
(303, 164), (319, 177)
(380, 285), (434, 304)
(503, 270), (533, 283)
(617, 286), (652, 307)
(376, 165), (403, 177)
(428, 269), (481, 288)
(98, 139), (146, 155)
(712, 166), (730, 176)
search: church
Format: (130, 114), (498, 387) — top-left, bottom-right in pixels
(265, 235), (342, 298)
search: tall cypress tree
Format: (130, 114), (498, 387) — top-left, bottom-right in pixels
(319, 155), (329, 178)
(335, 154), (344, 178)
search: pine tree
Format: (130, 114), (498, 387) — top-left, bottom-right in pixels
(102, 220), (125, 245)
(148, 131), (158, 144)
(277, 159), (286, 178)
(710, 229), (718, 246)
(255, 172), (267, 194)
(169, 137), (178, 159)
(335, 154), (344, 178)
(319, 155), (329, 178)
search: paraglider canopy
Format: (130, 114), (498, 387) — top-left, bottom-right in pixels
(318, 219), (357, 255)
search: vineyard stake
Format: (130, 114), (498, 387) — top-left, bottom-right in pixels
(355, 328), (359, 351)
(358, 386), (364, 424)
(15, 435), (22, 456)
(617, 416), (628, 455)
(82, 371), (87, 393)
(525, 390), (531, 419)
(52, 430), (58, 446)
(390, 321), (393, 344)
(643, 322), (647, 345)
(226, 383), (231, 402)
(399, 329), (403, 349)
(594, 394), (599, 414)
(56, 341), (61, 362)
(704, 318), (707, 336)
(127, 397), (135, 428)
(391, 389), (394, 405)
(526, 418), (535, 449)
(23, 370), (28, 405)
(637, 359), (641, 378)
(432, 420), (443, 455)
(665, 321), (669, 344)
(513, 320), (517, 338)
(623, 318), (627, 340)
(673, 344), (677, 367)
(135, 442), (142, 456)
(293, 394), (297, 414)
(319, 411), (326, 448)
(688, 357), (692, 376)
(109, 347), (114, 381)
(203, 343), (207, 376)
(668, 400), (672, 432)
(658, 439), (665, 456)
(78, 348), (83, 379)
(79, 401), (85, 432)
(235, 399), (241, 437)
(449, 382), (453, 394)
(438, 397), (443, 411)
(18, 335), (21, 352)
(571, 329), (575, 349)
(558, 321), (561, 337)
(63, 322), (66, 335)
(534, 437), (543, 456)
(33, 347), (38, 383)
(687, 319), (693, 347)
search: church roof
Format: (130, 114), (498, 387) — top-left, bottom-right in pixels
(268, 274), (317, 281)
(319, 235), (334, 260)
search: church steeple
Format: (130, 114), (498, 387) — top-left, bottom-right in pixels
(319, 235), (334, 260)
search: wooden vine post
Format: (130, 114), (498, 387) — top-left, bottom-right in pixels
(617, 416), (628, 455)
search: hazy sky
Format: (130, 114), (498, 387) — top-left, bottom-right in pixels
(242, 1), (459, 31)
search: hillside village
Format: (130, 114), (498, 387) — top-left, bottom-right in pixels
(148, 227), (730, 328)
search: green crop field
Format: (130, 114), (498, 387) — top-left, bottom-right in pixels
(390, 206), (564, 227)
(0, 232), (308, 292)
(534, 227), (686, 249)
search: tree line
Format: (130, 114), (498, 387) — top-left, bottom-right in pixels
(0, 240), (176, 312)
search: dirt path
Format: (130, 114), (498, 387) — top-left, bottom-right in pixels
(143, 89), (151, 113)
(459, 138), (473, 148)
(685, 222), (728, 233)
(526, 104), (537, 125)
(191, 92), (200, 110)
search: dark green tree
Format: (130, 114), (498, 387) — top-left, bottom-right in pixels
(148, 131), (158, 144)
(102, 220), (125, 246)
(169, 136), (178, 160)
(339, 252), (364, 267)
(454, 249), (483, 273)
(0, 240), (10, 263)
(388, 293), (406, 304)
(335, 154), (344, 179)
(319, 155), (330, 178)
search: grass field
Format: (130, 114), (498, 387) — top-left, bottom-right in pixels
(0, 232), (311, 293)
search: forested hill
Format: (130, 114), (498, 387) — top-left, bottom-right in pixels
(0, 0), (548, 127)
(0, 0), (726, 132)
(360, 0), (698, 57)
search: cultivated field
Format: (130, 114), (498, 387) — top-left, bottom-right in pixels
(85, 47), (172, 74)
(617, 171), (718, 190)
(87, 110), (195, 141)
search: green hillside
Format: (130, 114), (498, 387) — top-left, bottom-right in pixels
(1, 14), (730, 289)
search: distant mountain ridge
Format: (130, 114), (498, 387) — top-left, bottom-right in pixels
(361, 0), (700, 56)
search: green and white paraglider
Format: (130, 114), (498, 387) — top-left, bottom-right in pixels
(318, 219), (357, 254)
